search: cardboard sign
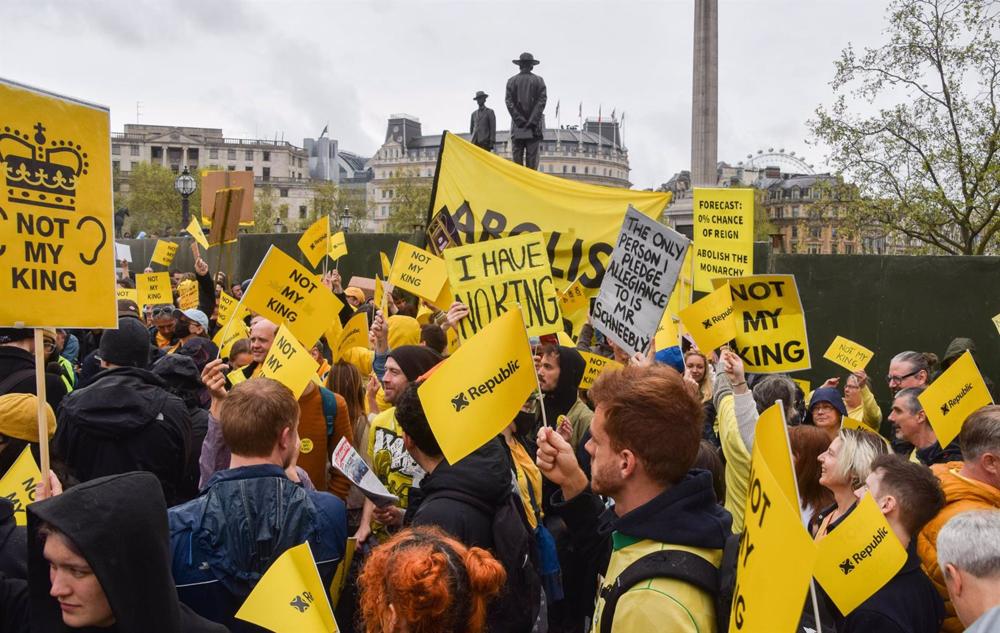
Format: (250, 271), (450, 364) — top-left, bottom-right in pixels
(918, 351), (994, 447)
(136, 272), (172, 310)
(201, 169), (254, 227)
(186, 217), (210, 250)
(678, 282), (736, 353)
(578, 352), (624, 390)
(0, 446), (41, 526)
(719, 274), (810, 374)
(592, 207), (689, 357)
(692, 187), (754, 292)
(208, 188), (243, 245)
(114, 242), (132, 263)
(823, 336), (874, 372)
(444, 232), (561, 340)
(0, 79), (117, 328)
(150, 240), (178, 267)
(116, 286), (138, 303)
(388, 242), (448, 302)
(298, 217), (330, 268)
(177, 280), (199, 310)
(258, 323), (318, 399)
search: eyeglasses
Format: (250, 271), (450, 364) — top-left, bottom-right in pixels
(886, 369), (920, 385)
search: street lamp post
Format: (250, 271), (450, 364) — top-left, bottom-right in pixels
(339, 207), (352, 233)
(273, 216), (284, 234)
(173, 166), (197, 227)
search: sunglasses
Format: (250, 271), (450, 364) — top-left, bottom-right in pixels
(151, 306), (174, 318)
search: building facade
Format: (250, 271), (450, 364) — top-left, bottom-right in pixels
(759, 173), (861, 255)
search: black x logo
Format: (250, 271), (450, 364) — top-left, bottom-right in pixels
(839, 559), (855, 575)
(290, 596), (310, 612)
(452, 393), (470, 412)
(702, 318), (712, 329)
(941, 403), (950, 415)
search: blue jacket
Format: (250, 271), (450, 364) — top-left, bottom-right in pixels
(168, 464), (346, 631)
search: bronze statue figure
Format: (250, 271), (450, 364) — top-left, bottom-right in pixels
(505, 52), (546, 170)
(470, 90), (496, 151)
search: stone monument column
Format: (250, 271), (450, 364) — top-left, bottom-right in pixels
(690, 0), (718, 188)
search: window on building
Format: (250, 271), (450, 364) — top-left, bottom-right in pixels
(280, 188), (289, 198)
(263, 151), (270, 162)
(170, 164), (179, 174)
(130, 145), (139, 156)
(262, 167), (270, 181)
(791, 188), (800, 200)
(227, 165), (236, 171)
(209, 148), (219, 159)
(845, 243), (854, 254)
(187, 148), (199, 160)
(791, 226), (798, 238)
(381, 205), (388, 217)
(112, 160), (120, 171)
(245, 166), (253, 174)
(245, 150), (254, 160)
(584, 167), (589, 174)
(807, 245), (820, 254)
(563, 166), (567, 173)
(228, 149), (236, 160)
(809, 227), (821, 239)
(831, 244), (839, 255)
(112, 144), (121, 155)
(791, 207), (800, 218)
(299, 205), (307, 219)
(388, 190), (394, 199)
(571, 166), (576, 173)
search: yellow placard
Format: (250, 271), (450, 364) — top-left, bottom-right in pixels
(217, 291), (239, 327)
(242, 245), (344, 348)
(150, 240), (178, 267)
(730, 404), (817, 633)
(116, 286), (137, 304)
(388, 241), (448, 303)
(136, 272), (172, 310)
(379, 251), (392, 279)
(578, 351), (624, 390)
(654, 311), (680, 351)
(328, 231), (348, 261)
(236, 542), (339, 633)
(814, 494), (908, 615)
(754, 403), (799, 509)
(556, 331), (575, 347)
(721, 274), (810, 374)
(678, 282), (736, 353)
(993, 312), (1000, 335)
(430, 132), (670, 293)
(228, 365), (249, 386)
(418, 307), (536, 464)
(841, 416), (879, 434)
(213, 321), (249, 360)
(444, 232), (561, 340)
(429, 278), (453, 312)
(258, 323), (319, 399)
(328, 537), (357, 608)
(558, 278), (589, 317)
(0, 79), (117, 328)
(186, 216), (210, 251)
(918, 351), (994, 447)
(297, 216), (330, 269)
(692, 187), (754, 292)
(373, 277), (385, 311)
(0, 446), (41, 526)
(445, 327), (460, 356)
(331, 312), (369, 362)
(177, 280), (198, 310)
(823, 335), (874, 372)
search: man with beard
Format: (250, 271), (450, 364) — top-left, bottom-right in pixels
(537, 345), (592, 450)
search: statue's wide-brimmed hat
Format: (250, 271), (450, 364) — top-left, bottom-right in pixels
(473, 90), (489, 100)
(512, 52), (540, 66)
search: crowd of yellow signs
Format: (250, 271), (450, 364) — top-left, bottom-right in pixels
(1, 79), (998, 633)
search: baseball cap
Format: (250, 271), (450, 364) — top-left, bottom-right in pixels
(117, 299), (141, 320)
(173, 309), (210, 332)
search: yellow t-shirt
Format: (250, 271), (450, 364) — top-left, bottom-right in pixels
(718, 393), (751, 534)
(367, 407), (424, 509)
(507, 436), (542, 530)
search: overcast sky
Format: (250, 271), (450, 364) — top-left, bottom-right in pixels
(1, 0), (891, 189)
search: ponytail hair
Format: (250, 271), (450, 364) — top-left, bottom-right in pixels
(891, 351), (938, 379)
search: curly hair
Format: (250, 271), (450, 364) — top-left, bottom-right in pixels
(358, 526), (506, 633)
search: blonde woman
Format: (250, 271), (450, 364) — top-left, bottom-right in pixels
(813, 428), (891, 538)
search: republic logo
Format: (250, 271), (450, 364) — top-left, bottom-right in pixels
(701, 305), (733, 331)
(450, 360), (521, 412)
(839, 527), (889, 575)
(940, 383), (973, 416)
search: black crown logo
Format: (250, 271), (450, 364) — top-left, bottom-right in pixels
(0, 122), (89, 211)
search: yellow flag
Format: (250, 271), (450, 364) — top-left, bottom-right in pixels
(578, 352), (624, 390)
(136, 272), (172, 310)
(841, 416), (879, 434)
(429, 279), (453, 312)
(754, 403), (799, 509)
(654, 311), (680, 351)
(373, 278), (385, 310)
(678, 282), (736, 353)
(258, 324), (320, 399)
(918, 350), (994, 447)
(379, 251), (392, 278)
(186, 217), (210, 250)
(150, 240), (179, 267)
(328, 537), (357, 608)
(692, 187), (754, 292)
(445, 327), (460, 356)
(328, 231), (348, 260)
(388, 242), (449, 303)
(0, 446), (41, 527)
(116, 287), (138, 304)
(242, 246), (344, 348)
(558, 279), (589, 317)
(418, 307), (535, 464)
(331, 312), (369, 362)
(213, 321), (249, 360)
(177, 280), (198, 310)
(297, 216), (331, 268)
(792, 378), (811, 396)
(556, 331), (575, 347)
(823, 336), (874, 372)
(814, 494), (908, 615)
(236, 541), (338, 633)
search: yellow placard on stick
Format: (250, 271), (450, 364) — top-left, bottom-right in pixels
(116, 287), (137, 304)
(186, 217), (210, 251)
(330, 312), (369, 362)
(418, 307), (536, 464)
(388, 242), (448, 303)
(0, 79), (117, 328)
(379, 251), (392, 279)
(177, 281), (199, 311)
(258, 324), (319, 399)
(678, 282), (736, 353)
(918, 351), (994, 447)
(136, 272), (172, 310)
(578, 352), (624, 390)
(298, 217), (330, 269)
(692, 187), (754, 292)
(328, 231), (348, 261)
(558, 278), (589, 317)
(721, 274), (810, 374)
(823, 336), (874, 372)
(0, 446), (41, 527)
(444, 232), (562, 340)
(993, 312), (1000, 335)
(814, 494), (908, 615)
(150, 240), (178, 267)
(328, 537), (357, 609)
(213, 321), (248, 360)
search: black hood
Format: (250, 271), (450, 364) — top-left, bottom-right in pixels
(612, 470), (733, 550)
(27, 472), (183, 633)
(543, 346), (586, 421)
(151, 354), (205, 409)
(415, 437), (512, 507)
(58, 367), (172, 439)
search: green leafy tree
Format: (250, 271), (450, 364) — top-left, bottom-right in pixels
(254, 184), (279, 233)
(120, 163), (209, 236)
(385, 169), (432, 233)
(304, 181), (371, 232)
(810, 0), (1000, 255)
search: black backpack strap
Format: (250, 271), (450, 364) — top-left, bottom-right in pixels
(598, 549), (719, 633)
(0, 368), (38, 397)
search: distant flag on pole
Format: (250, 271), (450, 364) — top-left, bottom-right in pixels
(555, 100), (560, 119)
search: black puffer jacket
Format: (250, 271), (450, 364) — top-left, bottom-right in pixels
(151, 354), (210, 499)
(0, 346), (66, 410)
(54, 367), (193, 506)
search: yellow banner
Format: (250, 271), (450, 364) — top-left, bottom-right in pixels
(297, 217), (330, 269)
(430, 132), (670, 292)
(718, 274), (810, 374)
(918, 350), (994, 447)
(558, 278), (589, 317)
(388, 241), (448, 302)
(578, 352), (624, 390)
(0, 446), (41, 526)
(418, 307), (535, 464)
(236, 542), (339, 633)
(136, 272), (172, 310)
(380, 251), (391, 278)
(692, 187), (754, 292)
(213, 321), (248, 360)
(186, 217), (210, 251)
(0, 79), (117, 328)
(814, 494), (907, 615)
(177, 280), (198, 310)
(823, 335), (874, 372)
(242, 245), (343, 348)
(330, 312), (369, 362)
(258, 323), (319, 399)
(116, 286), (137, 304)
(150, 240), (178, 267)
(328, 231), (348, 260)
(679, 282), (736, 353)
(444, 232), (561, 340)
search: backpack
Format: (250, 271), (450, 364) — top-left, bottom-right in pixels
(598, 531), (741, 633)
(319, 386), (337, 436)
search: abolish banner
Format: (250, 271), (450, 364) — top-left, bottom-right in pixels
(429, 132), (671, 291)
(592, 207), (689, 357)
(0, 78), (116, 328)
(692, 187), (754, 292)
(444, 232), (561, 340)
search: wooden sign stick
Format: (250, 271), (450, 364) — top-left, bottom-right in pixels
(32, 330), (50, 496)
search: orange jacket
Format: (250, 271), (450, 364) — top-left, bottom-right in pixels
(917, 462), (1000, 633)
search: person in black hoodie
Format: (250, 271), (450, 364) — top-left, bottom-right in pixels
(151, 354), (210, 499)
(538, 345), (593, 451)
(54, 317), (193, 506)
(0, 327), (67, 410)
(27, 471), (227, 632)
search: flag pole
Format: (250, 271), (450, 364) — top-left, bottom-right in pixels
(323, 214), (330, 277)
(33, 329), (50, 496)
(518, 304), (551, 429)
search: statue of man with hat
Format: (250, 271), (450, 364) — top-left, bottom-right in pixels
(505, 52), (547, 169)
(470, 90), (496, 152)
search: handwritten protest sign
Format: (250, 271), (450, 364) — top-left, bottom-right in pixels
(150, 240), (178, 267)
(692, 187), (754, 292)
(918, 351), (993, 447)
(0, 79), (117, 328)
(388, 242), (448, 302)
(258, 323), (318, 398)
(177, 280), (198, 310)
(592, 207), (689, 357)
(578, 352), (624, 389)
(823, 336), (874, 372)
(0, 446), (40, 526)
(136, 272), (171, 310)
(444, 232), (561, 340)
